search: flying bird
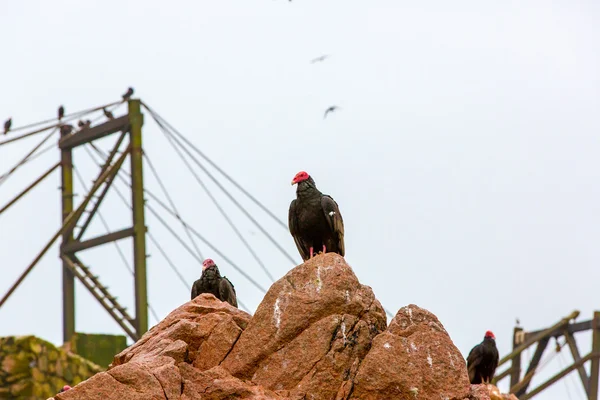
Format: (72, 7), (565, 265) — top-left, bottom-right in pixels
(289, 171), (345, 261)
(58, 105), (65, 121)
(122, 87), (134, 101)
(466, 331), (499, 384)
(3, 118), (11, 135)
(191, 259), (238, 308)
(103, 108), (114, 120)
(323, 106), (340, 119)
(310, 54), (329, 63)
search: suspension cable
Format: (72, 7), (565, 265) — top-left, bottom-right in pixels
(152, 117), (275, 282)
(88, 144), (268, 293)
(72, 165), (161, 324)
(141, 102), (289, 230)
(147, 112), (298, 266)
(0, 128), (58, 187)
(143, 152), (204, 260)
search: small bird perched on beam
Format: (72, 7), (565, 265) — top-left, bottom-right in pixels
(191, 259), (238, 308)
(323, 105), (340, 119)
(60, 124), (74, 136)
(58, 105), (65, 121)
(466, 331), (499, 384)
(122, 87), (134, 101)
(3, 118), (11, 135)
(77, 120), (91, 129)
(103, 108), (114, 120)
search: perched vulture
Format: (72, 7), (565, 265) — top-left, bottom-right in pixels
(122, 87), (134, 101)
(466, 330), (499, 384)
(58, 105), (65, 121)
(3, 118), (11, 135)
(191, 259), (238, 308)
(288, 171), (345, 261)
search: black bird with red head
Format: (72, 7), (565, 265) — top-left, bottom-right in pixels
(191, 258), (238, 308)
(288, 171), (345, 261)
(466, 330), (499, 384)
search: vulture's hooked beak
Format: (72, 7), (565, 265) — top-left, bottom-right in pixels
(291, 180), (297, 186)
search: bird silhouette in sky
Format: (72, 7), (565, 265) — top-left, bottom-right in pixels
(323, 106), (340, 119)
(311, 54), (329, 64)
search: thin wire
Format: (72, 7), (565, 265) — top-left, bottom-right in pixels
(146, 199), (267, 293)
(0, 142), (56, 171)
(5, 100), (121, 134)
(141, 102), (289, 231)
(108, 169), (257, 312)
(72, 165), (160, 324)
(0, 128), (58, 186)
(93, 161), (202, 286)
(153, 117), (275, 282)
(146, 229), (250, 313)
(143, 151), (204, 260)
(88, 143), (268, 294)
(148, 112), (298, 266)
(557, 351), (574, 400)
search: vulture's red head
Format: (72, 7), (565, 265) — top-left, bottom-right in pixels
(291, 171), (310, 185)
(60, 385), (72, 392)
(484, 330), (496, 340)
(202, 258), (216, 271)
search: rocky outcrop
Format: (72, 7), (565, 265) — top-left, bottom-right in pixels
(48, 253), (517, 400)
(0, 335), (102, 399)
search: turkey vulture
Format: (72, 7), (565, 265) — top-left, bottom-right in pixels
(466, 331), (499, 384)
(122, 87), (134, 101)
(324, 106), (340, 119)
(3, 118), (11, 135)
(103, 108), (114, 120)
(191, 259), (238, 308)
(58, 105), (65, 121)
(288, 171), (345, 261)
(59, 385), (71, 393)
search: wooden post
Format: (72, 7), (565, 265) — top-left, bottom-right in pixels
(590, 311), (600, 400)
(60, 128), (75, 343)
(128, 99), (148, 337)
(510, 326), (523, 392)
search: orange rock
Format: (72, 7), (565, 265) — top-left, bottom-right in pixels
(48, 254), (519, 400)
(350, 304), (471, 400)
(220, 253), (387, 399)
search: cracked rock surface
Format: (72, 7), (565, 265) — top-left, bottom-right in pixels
(49, 254), (511, 400)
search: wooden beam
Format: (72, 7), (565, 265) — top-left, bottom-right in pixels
(59, 115), (129, 149)
(493, 367), (511, 384)
(521, 352), (600, 400)
(509, 327), (523, 389)
(513, 338), (550, 396)
(525, 320), (592, 340)
(61, 228), (135, 254)
(76, 132), (128, 241)
(563, 329), (589, 395)
(498, 310), (580, 367)
(591, 312), (600, 400)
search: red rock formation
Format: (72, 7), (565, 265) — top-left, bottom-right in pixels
(49, 254), (517, 400)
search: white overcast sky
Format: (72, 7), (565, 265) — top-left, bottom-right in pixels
(0, 1), (598, 398)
